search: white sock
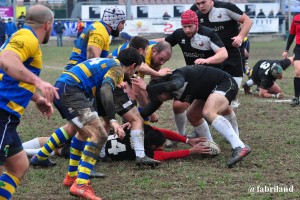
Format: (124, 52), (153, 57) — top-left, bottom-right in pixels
(130, 130), (145, 158)
(194, 120), (213, 141)
(22, 137), (40, 149)
(223, 112), (239, 136)
(25, 148), (55, 157)
(99, 143), (106, 158)
(211, 115), (245, 149)
(246, 79), (254, 87)
(174, 111), (187, 136)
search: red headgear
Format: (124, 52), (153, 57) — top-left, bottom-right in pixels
(181, 10), (199, 30)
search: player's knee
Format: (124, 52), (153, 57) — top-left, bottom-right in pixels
(202, 109), (214, 123)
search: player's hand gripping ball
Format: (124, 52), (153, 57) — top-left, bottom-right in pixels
(201, 141), (221, 156)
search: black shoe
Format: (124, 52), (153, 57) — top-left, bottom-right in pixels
(242, 83), (252, 95)
(60, 144), (70, 159)
(227, 144), (251, 168)
(290, 97), (299, 107)
(136, 156), (161, 167)
(90, 170), (106, 178)
(30, 155), (56, 167)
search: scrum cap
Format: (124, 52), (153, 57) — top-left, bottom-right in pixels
(181, 10), (199, 29)
(102, 7), (126, 30)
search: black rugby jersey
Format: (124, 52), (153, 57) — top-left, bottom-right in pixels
(165, 26), (224, 68)
(252, 59), (291, 90)
(191, 1), (243, 49)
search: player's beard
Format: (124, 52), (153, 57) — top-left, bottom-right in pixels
(111, 29), (120, 37)
(186, 29), (197, 38)
(42, 28), (51, 44)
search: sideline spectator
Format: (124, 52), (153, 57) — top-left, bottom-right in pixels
(17, 11), (26, 29)
(256, 9), (266, 18)
(268, 9), (274, 18)
(5, 18), (17, 38)
(75, 17), (84, 38)
(54, 20), (65, 47)
(276, 9), (285, 32)
(0, 18), (5, 46)
(162, 11), (171, 20)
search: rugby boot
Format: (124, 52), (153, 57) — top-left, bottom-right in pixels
(290, 97), (299, 107)
(63, 173), (77, 187)
(242, 83), (252, 95)
(136, 155), (161, 167)
(90, 170), (106, 179)
(227, 144), (251, 168)
(30, 155), (56, 167)
(70, 183), (102, 200)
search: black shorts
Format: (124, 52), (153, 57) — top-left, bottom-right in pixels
(293, 45), (300, 61)
(223, 47), (245, 77)
(213, 75), (238, 104)
(96, 87), (135, 117)
(0, 109), (23, 164)
(54, 81), (95, 121)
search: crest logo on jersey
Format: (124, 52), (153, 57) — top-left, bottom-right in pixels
(199, 41), (204, 47)
(10, 40), (24, 48)
(217, 13), (222, 18)
(181, 39), (185, 44)
(200, 18), (204, 23)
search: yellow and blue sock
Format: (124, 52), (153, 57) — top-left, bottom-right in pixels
(37, 127), (69, 160)
(0, 172), (20, 200)
(76, 141), (100, 185)
(67, 136), (86, 177)
(138, 107), (150, 125)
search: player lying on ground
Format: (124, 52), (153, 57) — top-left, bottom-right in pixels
(242, 57), (293, 98)
(105, 123), (218, 162)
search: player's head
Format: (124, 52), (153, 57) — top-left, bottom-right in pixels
(102, 7), (126, 37)
(26, 4), (54, 44)
(270, 63), (283, 79)
(144, 128), (166, 151)
(147, 76), (173, 103)
(129, 36), (149, 57)
(181, 10), (198, 37)
(151, 41), (172, 69)
(117, 47), (143, 80)
(195, 0), (214, 14)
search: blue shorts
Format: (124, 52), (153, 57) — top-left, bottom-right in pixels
(0, 109), (23, 165)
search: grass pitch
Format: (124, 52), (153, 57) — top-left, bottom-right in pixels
(14, 40), (300, 199)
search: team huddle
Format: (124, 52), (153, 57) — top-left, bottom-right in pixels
(0, 1), (298, 200)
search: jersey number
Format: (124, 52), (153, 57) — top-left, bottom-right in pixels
(107, 137), (126, 155)
(260, 61), (271, 75)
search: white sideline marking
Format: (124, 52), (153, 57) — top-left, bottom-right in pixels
(44, 65), (64, 70)
(257, 99), (292, 103)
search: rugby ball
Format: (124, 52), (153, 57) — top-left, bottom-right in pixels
(201, 141), (221, 156)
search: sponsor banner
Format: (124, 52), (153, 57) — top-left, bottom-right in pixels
(250, 18), (279, 33)
(51, 18), (279, 37)
(0, 7), (13, 18)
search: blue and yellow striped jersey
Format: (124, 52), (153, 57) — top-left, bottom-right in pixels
(110, 42), (129, 58)
(58, 58), (124, 97)
(140, 41), (157, 78)
(65, 21), (111, 70)
(109, 41), (157, 78)
(0, 26), (42, 118)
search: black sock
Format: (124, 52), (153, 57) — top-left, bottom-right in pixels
(294, 77), (300, 98)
